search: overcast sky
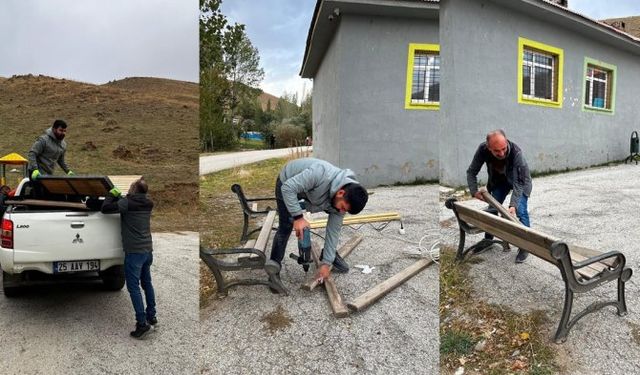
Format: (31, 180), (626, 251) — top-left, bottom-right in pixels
(0, 0), (199, 84)
(220, 0), (640, 101)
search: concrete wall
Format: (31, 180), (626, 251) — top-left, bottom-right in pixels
(440, 0), (640, 187)
(313, 14), (440, 187)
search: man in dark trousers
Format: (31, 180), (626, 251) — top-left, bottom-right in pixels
(467, 129), (532, 263)
(269, 158), (369, 286)
(102, 178), (157, 339)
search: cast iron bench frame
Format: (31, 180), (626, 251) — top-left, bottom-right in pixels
(445, 197), (632, 343)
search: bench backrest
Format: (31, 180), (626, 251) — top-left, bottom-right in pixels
(231, 184), (254, 215)
(453, 201), (560, 265)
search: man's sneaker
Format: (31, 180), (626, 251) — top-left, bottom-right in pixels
(148, 317), (158, 327)
(515, 249), (529, 263)
(130, 323), (151, 339)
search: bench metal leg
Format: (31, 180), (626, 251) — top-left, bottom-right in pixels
(554, 287), (573, 343)
(455, 229), (466, 261)
(617, 268), (632, 316)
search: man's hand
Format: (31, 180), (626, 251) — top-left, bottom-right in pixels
(473, 191), (484, 201)
(109, 187), (122, 197)
(293, 217), (310, 239)
(67, 170), (75, 176)
(31, 169), (41, 180)
(315, 264), (331, 284)
(508, 206), (516, 216)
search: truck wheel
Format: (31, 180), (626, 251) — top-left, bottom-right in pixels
(2, 271), (23, 298)
(100, 266), (125, 291)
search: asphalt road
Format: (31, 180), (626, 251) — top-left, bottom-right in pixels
(441, 164), (640, 374)
(200, 184), (440, 375)
(0, 232), (200, 375)
(199, 146), (312, 175)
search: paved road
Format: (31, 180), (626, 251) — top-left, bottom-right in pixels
(0, 232), (200, 375)
(199, 147), (312, 175)
(441, 164), (640, 374)
(200, 184), (440, 375)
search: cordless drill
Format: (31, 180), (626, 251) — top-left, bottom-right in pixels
(289, 227), (312, 272)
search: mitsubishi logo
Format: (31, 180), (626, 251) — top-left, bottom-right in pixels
(72, 233), (84, 244)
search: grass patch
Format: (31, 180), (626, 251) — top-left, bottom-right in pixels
(239, 138), (266, 150)
(198, 157), (287, 307)
(439, 247), (558, 374)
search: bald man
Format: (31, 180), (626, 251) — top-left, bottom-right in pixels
(466, 129), (532, 263)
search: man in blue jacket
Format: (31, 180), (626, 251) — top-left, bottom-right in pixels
(467, 129), (532, 263)
(270, 158), (368, 285)
(102, 178), (157, 339)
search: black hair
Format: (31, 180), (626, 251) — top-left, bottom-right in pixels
(130, 178), (149, 194)
(342, 183), (368, 215)
(52, 119), (67, 129)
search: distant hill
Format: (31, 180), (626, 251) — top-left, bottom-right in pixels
(601, 16), (640, 38)
(258, 91), (283, 111)
(0, 74), (198, 230)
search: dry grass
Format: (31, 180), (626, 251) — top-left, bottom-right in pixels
(198, 157), (287, 306)
(439, 247), (558, 374)
(0, 74), (198, 231)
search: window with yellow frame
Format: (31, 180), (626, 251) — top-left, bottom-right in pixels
(517, 37), (563, 108)
(405, 43), (440, 110)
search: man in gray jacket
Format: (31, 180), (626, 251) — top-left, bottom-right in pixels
(467, 130), (532, 263)
(27, 119), (74, 180)
(270, 158), (368, 284)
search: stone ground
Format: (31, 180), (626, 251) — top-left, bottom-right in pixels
(441, 164), (640, 374)
(200, 184), (440, 374)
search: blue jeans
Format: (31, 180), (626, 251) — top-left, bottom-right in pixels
(484, 184), (530, 240)
(125, 252), (156, 326)
(270, 178), (293, 265)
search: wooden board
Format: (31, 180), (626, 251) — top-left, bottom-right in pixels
(347, 258), (433, 312)
(107, 175), (142, 194)
(311, 242), (349, 318)
(254, 211), (277, 252)
(309, 212), (401, 229)
(454, 202), (603, 279)
(302, 234), (364, 291)
(5, 199), (88, 210)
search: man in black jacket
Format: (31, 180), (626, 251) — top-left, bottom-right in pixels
(102, 178), (157, 339)
(467, 129), (532, 263)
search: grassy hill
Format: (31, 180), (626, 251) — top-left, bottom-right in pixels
(0, 74), (198, 231)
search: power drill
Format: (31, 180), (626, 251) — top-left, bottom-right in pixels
(289, 227), (312, 272)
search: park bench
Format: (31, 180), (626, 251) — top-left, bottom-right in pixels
(230, 183), (276, 242)
(445, 195), (633, 343)
(200, 184), (287, 295)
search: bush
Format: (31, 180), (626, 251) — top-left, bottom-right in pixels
(273, 123), (306, 148)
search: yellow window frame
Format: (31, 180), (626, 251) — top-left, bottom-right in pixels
(405, 43), (440, 110)
(517, 37), (563, 109)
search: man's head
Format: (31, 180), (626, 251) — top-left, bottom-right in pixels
(128, 177), (149, 195)
(0, 185), (10, 195)
(332, 183), (368, 214)
(486, 129), (509, 160)
(52, 119), (67, 140)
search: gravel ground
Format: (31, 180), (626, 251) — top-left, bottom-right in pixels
(441, 164), (640, 374)
(200, 184), (440, 375)
(0, 232), (200, 375)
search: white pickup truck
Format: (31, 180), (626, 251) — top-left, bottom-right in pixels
(0, 176), (125, 297)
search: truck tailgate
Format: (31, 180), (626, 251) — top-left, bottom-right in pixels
(10, 211), (122, 263)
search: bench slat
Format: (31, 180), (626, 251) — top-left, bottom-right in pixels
(254, 210), (277, 252)
(309, 212), (401, 229)
(455, 202), (604, 279)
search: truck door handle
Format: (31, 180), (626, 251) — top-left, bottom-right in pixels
(66, 213), (89, 217)
(71, 222), (85, 229)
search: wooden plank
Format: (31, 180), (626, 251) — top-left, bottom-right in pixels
(251, 202), (258, 212)
(243, 239), (257, 249)
(347, 258), (433, 312)
(455, 202), (602, 279)
(480, 190), (516, 221)
(301, 234), (364, 291)
(309, 212), (401, 229)
(311, 242), (349, 318)
(107, 175), (142, 193)
(254, 211), (277, 252)
(5, 199), (88, 210)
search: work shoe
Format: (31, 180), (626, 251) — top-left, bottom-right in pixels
(147, 317), (158, 327)
(321, 250), (349, 273)
(130, 323), (151, 339)
(515, 249), (529, 263)
(268, 272), (286, 294)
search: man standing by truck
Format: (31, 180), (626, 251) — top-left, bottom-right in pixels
(101, 178), (157, 339)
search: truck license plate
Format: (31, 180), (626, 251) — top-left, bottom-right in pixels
(54, 260), (100, 273)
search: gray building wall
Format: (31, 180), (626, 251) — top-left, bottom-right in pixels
(440, 0), (640, 187)
(313, 14), (439, 187)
